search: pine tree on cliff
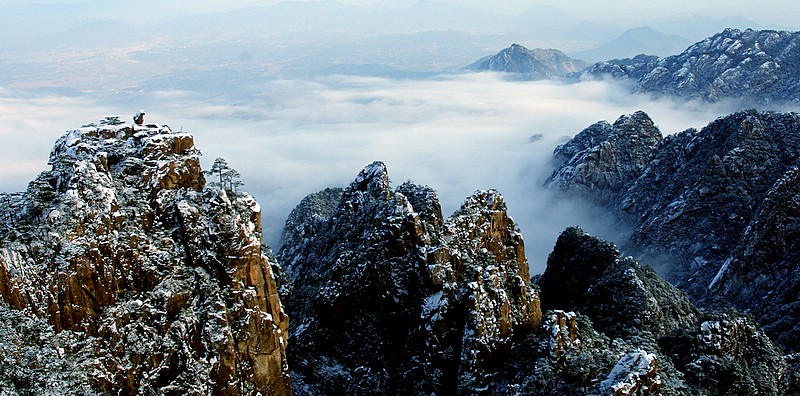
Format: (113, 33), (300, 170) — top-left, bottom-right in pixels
(204, 157), (245, 195)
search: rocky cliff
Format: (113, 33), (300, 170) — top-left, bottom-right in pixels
(548, 109), (800, 354)
(533, 227), (791, 395)
(277, 162), (540, 394)
(278, 162), (794, 394)
(0, 119), (291, 394)
(581, 28), (800, 103)
(464, 43), (587, 80)
(547, 110), (662, 207)
(2, 113), (797, 394)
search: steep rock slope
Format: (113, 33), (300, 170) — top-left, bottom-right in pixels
(548, 109), (800, 352)
(540, 227), (699, 340)
(464, 43), (587, 80)
(0, 120), (291, 394)
(532, 227), (790, 395)
(581, 28), (800, 103)
(579, 53), (660, 81)
(279, 162), (793, 394)
(277, 162), (540, 394)
(546, 110), (662, 207)
(714, 166), (800, 350)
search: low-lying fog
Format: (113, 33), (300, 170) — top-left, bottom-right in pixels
(0, 74), (750, 273)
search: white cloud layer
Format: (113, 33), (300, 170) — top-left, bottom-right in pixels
(0, 74), (766, 273)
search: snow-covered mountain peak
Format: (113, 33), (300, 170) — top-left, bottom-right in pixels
(463, 43), (587, 80)
(582, 28), (800, 102)
(0, 116), (291, 394)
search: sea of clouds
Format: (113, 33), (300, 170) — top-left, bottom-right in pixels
(0, 74), (747, 273)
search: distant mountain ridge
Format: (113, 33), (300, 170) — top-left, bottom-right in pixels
(571, 26), (692, 63)
(582, 28), (800, 102)
(468, 28), (800, 103)
(463, 43), (586, 80)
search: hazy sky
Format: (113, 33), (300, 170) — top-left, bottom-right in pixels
(49, 0), (799, 25)
(50, 0), (800, 27)
(2, 0), (799, 273)
(4, 0), (800, 30)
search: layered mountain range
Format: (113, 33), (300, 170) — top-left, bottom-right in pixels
(2, 113), (798, 393)
(277, 161), (794, 395)
(471, 28), (800, 103)
(547, 109), (800, 354)
(4, 27), (800, 394)
(572, 26), (692, 63)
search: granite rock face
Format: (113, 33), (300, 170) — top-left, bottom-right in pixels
(546, 110), (662, 207)
(548, 109), (800, 354)
(0, 121), (291, 394)
(279, 162), (793, 394)
(277, 162), (540, 394)
(534, 227), (790, 396)
(540, 227), (699, 340)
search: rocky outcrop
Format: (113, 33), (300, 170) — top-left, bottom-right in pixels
(548, 109), (800, 354)
(546, 111), (662, 207)
(660, 311), (791, 395)
(533, 227), (789, 395)
(599, 350), (661, 396)
(278, 160), (793, 394)
(581, 28), (800, 103)
(463, 43), (587, 80)
(0, 120), (291, 394)
(577, 54), (659, 81)
(278, 162), (540, 394)
(540, 227), (699, 340)
(279, 187), (343, 258)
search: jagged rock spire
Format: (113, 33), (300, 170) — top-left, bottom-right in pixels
(0, 119), (291, 394)
(279, 163), (540, 394)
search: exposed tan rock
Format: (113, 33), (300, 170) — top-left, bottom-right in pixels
(0, 121), (291, 395)
(546, 310), (579, 355)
